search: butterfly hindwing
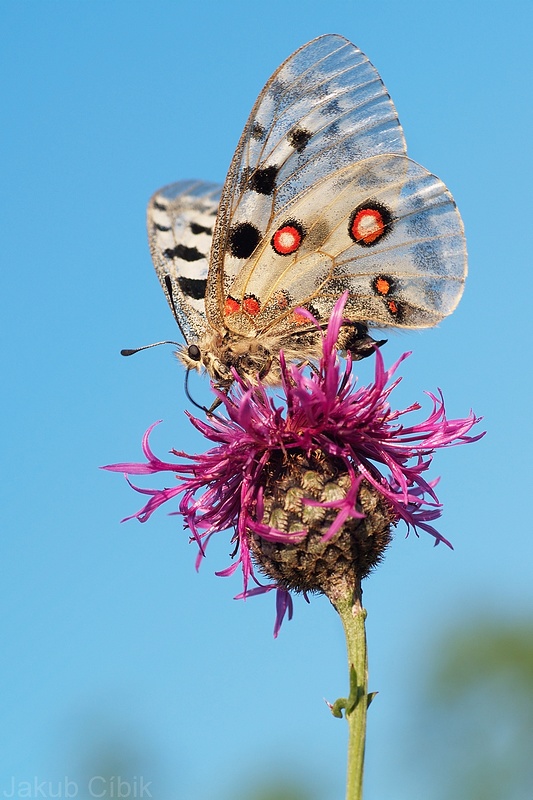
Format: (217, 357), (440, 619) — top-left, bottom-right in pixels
(147, 180), (222, 343)
(218, 154), (466, 335)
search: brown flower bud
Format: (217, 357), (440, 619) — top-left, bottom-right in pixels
(248, 450), (395, 604)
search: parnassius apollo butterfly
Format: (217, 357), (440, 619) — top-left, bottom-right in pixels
(147, 34), (466, 390)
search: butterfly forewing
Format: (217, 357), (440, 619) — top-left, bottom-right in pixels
(147, 180), (222, 343)
(207, 34), (411, 329)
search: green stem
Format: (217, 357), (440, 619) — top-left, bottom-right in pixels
(332, 584), (368, 800)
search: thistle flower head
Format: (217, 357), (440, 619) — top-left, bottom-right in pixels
(104, 295), (483, 635)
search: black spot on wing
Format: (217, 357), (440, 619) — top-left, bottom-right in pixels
(251, 121), (266, 140)
(190, 221), (213, 235)
(307, 303), (321, 320)
(248, 165), (279, 195)
(320, 96), (343, 117)
(163, 244), (205, 262)
(177, 276), (207, 301)
(153, 200), (167, 211)
(229, 222), (261, 259)
(155, 223), (171, 232)
(288, 128), (312, 152)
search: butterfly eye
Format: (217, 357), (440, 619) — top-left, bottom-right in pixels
(188, 344), (202, 362)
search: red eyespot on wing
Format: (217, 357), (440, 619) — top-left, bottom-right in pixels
(292, 310), (309, 326)
(242, 295), (261, 316)
(224, 296), (241, 315)
(375, 277), (390, 295)
(291, 304), (319, 326)
(373, 275), (394, 296)
(273, 290), (290, 309)
(352, 209), (384, 243)
(271, 221), (304, 255)
(372, 275), (401, 319)
(349, 202), (392, 247)
(387, 299), (400, 316)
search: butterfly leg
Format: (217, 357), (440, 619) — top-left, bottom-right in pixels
(258, 356), (273, 381)
(207, 396), (223, 414)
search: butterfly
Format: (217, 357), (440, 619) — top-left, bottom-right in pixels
(146, 34), (466, 390)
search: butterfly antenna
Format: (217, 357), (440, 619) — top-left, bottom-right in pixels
(120, 340), (181, 357)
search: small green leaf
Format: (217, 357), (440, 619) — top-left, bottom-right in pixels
(330, 665), (364, 718)
(367, 691), (378, 707)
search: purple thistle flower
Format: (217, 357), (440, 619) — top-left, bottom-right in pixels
(103, 294), (483, 635)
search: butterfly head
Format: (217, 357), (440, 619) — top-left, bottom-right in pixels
(178, 340), (232, 388)
(177, 329), (282, 390)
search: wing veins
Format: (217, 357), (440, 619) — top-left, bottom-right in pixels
(239, 37), (354, 175)
(238, 39), (392, 194)
(250, 128), (406, 219)
(243, 72), (390, 177)
(335, 229), (465, 268)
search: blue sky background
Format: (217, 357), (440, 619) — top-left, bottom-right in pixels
(1, 2), (531, 798)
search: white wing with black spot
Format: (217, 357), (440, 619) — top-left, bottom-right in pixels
(207, 34), (408, 326)
(147, 180), (222, 343)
